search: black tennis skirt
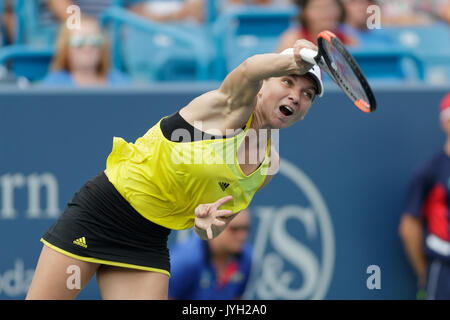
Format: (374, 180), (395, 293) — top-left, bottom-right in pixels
(41, 171), (172, 276)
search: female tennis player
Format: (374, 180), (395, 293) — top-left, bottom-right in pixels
(26, 39), (324, 300)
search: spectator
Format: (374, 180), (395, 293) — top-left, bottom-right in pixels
(2, 0), (14, 45)
(340, 0), (394, 48)
(399, 92), (450, 300)
(379, 0), (450, 26)
(169, 208), (252, 300)
(41, 17), (130, 86)
(277, 0), (355, 52)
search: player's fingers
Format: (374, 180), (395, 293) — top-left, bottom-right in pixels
(213, 218), (226, 227)
(292, 39), (317, 71)
(195, 204), (210, 218)
(194, 221), (204, 230)
(293, 39), (318, 55)
(216, 210), (233, 218)
(213, 195), (233, 209)
(206, 226), (213, 240)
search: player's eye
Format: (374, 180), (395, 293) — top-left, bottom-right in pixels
(282, 78), (292, 86)
(302, 90), (314, 101)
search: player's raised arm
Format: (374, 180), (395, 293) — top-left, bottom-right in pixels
(218, 40), (318, 111)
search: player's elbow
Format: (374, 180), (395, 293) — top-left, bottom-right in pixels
(238, 56), (256, 82)
(239, 54), (267, 82)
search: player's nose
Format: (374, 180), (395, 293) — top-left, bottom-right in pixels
(288, 94), (300, 108)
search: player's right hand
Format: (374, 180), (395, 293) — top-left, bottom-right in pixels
(194, 196), (234, 240)
(292, 39), (318, 73)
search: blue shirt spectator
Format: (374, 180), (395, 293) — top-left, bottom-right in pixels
(399, 93), (450, 300)
(169, 209), (253, 300)
(42, 16), (131, 87)
(169, 235), (252, 300)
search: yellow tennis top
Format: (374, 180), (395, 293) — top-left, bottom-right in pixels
(106, 114), (270, 230)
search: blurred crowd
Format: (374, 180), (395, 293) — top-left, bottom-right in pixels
(0, 0), (449, 87)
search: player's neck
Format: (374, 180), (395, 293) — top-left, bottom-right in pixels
(251, 107), (274, 135)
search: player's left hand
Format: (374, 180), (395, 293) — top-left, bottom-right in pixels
(194, 196), (234, 240)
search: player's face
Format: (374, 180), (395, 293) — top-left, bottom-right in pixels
(257, 75), (317, 129)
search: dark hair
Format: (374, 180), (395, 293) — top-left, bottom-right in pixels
(295, 0), (346, 31)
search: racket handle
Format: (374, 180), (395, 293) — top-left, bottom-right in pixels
(299, 48), (318, 65)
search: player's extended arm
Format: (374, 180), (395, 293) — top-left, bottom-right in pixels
(218, 40), (317, 111)
(398, 214), (427, 286)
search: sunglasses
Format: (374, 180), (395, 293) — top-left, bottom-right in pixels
(69, 35), (104, 48)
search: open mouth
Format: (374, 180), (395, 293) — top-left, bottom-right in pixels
(279, 105), (294, 117)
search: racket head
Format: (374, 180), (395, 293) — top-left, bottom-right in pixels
(316, 31), (377, 113)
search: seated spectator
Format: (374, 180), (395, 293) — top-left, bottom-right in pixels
(1, 0), (14, 45)
(277, 0), (355, 52)
(340, 0), (394, 48)
(41, 17), (130, 86)
(169, 208), (253, 300)
(380, 0), (450, 26)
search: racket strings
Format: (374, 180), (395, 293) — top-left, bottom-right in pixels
(319, 36), (375, 112)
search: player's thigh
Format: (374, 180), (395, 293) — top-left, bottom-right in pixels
(26, 245), (100, 300)
(96, 265), (169, 300)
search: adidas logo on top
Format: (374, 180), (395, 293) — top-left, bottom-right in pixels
(218, 182), (230, 191)
(73, 237), (87, 248)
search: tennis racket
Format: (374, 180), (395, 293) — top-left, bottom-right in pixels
(300, 30), (377, 113)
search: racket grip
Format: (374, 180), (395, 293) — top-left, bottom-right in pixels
(299, 48), (318, 65)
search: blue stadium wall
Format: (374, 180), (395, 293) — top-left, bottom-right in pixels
(0, 84), (449, 300)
